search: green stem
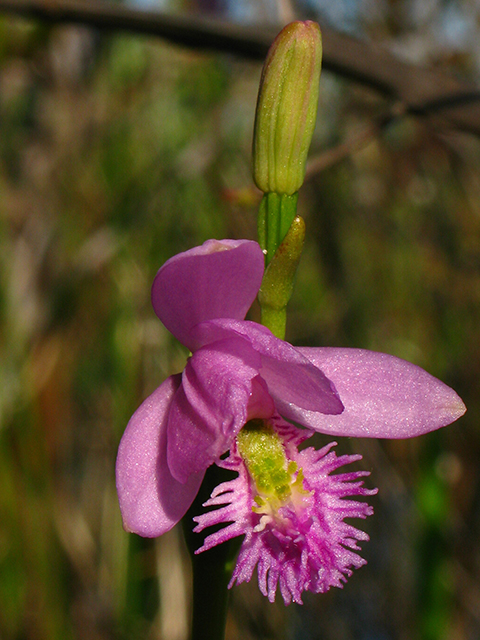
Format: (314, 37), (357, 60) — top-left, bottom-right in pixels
(260, 305), (286, 341)
(182, 465), (241, 640)
(258, 192), (299, 265)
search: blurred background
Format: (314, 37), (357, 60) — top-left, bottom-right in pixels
(1, 0), (480, 639)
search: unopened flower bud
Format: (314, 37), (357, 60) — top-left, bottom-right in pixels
(258, 215), (305, 311)
(253, 21), (322, 195)
(258, 215), (306, 338)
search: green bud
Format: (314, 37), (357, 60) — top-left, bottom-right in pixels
(253, 21), (322, 196)
(258, 215), (305, 310)
(258, 215), (306, 339)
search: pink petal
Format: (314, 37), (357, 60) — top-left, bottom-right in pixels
(167, 337), (263, 483)
(191, 319), (344, 415)
(151, 239), (265, 351)
(246, 376), (276, 421)
(116, 375), (204, 537)
(277, 347), (466, 438)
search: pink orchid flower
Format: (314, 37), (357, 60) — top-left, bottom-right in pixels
(116, 238), (465, 603)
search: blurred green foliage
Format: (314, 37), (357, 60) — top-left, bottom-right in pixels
(0, 5), (479, 640)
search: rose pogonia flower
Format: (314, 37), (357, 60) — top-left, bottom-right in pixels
(116, 238), (465, 582)
(194, 415), (378, 604)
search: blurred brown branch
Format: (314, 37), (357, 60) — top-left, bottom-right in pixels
(1, 0), (480, 136)
(306, 104), (407, 179)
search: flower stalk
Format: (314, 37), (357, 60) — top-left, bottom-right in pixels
(257, 192), (299, 265)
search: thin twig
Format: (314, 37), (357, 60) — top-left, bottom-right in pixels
(304, 92), (480, 179)
(305, 104), (407, 178)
